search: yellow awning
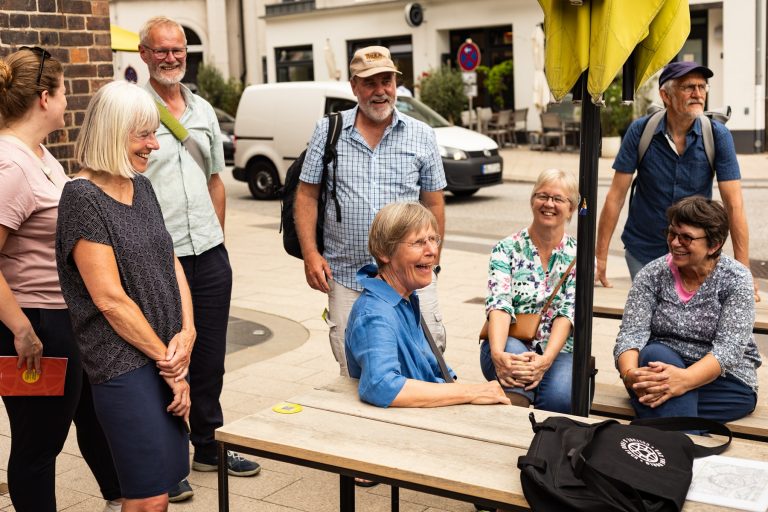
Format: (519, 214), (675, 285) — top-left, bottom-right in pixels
(634, 0), (690, 89)
(539, 0), (691, 102)
(538, 0), (590, 101)
(111, 24), (140, 52)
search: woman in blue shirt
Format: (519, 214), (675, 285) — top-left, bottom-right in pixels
(345, 202), (508, 408)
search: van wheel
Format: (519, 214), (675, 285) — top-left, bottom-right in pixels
(247, 161), (279, 200)
(451, 188), (479, 197)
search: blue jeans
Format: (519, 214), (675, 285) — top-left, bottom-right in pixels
(629, 342), (757, 423)
(625, 249), (647, 282)
(480, 338), (573, 414)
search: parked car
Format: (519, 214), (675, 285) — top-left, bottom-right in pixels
(214, 107), (235, 166)
(232, 81), (502, 199)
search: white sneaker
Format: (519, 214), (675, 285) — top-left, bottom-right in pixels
(103, 500), (122, 512)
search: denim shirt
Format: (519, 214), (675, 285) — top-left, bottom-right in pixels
(345, 265), (453, 407)
(613, 114), (740, 264)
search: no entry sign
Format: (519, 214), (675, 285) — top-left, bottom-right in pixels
(457, 40), (481, 72)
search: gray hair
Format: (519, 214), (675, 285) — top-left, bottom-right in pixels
(368, 202), (438, 268)
(75, 81), (159, 178)
(530, 168), (579, 219)
(139, 16), (186, 46)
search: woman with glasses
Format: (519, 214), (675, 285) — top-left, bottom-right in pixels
(56, 81), (194, 512)
(0, 48), (122, 511)
(345, 202), (508, 408)
(615, 196), (760, 422)
(480, 169), (578, 413)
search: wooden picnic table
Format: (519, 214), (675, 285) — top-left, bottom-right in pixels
(215, 377), (768, 512)
(593, 285), (768, 334)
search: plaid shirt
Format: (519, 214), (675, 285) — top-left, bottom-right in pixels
(300, 106), (446, 291)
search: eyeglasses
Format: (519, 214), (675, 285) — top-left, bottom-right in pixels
(141, 45), (187, 59)
(666, 227), (707, 247)
(533, 192), (570, 205)
(676, 83), (710, 95)
(400, 235), (442, 250)
(20, 46), (51, 86)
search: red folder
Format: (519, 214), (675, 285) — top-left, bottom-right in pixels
(0, 356), (67, 396)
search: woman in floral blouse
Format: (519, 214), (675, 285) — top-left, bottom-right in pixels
(480, 169), (578, 413)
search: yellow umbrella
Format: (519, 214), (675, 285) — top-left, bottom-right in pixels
(538, 0), (590, 101)
(110, 24), (140, 52)
(587, 0), (666, 102)
(634, 0), (690, 89)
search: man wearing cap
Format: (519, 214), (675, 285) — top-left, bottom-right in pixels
(596, 61), (754, 293)
(295, 46), (447, 377)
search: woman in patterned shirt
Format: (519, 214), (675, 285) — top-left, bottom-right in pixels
(480, 169), (578, 413)
(615, 196), (760, 422)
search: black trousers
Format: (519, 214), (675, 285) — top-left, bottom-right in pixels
(0, 308), (121, 512)
(178, 244), (232, 461)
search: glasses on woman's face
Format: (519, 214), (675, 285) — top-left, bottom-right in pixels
(666, 227), (707, 247)
(20, 46), (52, 86)
(400, 235), (442, 250)
(532, 192), (570, 205)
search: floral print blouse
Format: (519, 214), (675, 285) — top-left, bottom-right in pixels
(486, 228), (577, 352)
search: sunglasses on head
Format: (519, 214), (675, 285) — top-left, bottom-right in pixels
(19, 46), (52, 86)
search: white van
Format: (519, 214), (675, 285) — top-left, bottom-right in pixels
(233, 81), (503, 199)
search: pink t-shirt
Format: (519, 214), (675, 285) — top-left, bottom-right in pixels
(0, 137), (68, 308)
(666, 254), (696, 303)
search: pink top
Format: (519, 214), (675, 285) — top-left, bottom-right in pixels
(0, 137), (68, 308)
(666, 254), (696, 303)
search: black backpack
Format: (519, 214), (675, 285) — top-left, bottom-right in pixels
(518, 413), (732, 512)
(280, 112), (342, 259)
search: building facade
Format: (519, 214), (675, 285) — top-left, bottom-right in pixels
(109, 0), (767, 153)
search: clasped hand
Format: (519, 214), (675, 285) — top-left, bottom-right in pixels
(626, 362), (689, 408)
(157, 329), (195, 381)
(493, 351), (552, 391)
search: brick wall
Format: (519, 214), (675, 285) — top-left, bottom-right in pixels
(0, 0), (113, 173)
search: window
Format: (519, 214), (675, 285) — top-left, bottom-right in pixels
(275, 45), (314, 82)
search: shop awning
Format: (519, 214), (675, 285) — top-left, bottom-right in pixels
(111, 24), (140, 52)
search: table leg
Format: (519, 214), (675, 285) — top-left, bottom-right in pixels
(391, 485), (399, 512)
(218, 442), (230, 512)
(340, 475), (355, 511)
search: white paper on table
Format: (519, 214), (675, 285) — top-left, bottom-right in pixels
(686, 455), (768, 511)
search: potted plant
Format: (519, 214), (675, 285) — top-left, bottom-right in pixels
(417, 65), (466, 124)
(600, 76), (633, 158)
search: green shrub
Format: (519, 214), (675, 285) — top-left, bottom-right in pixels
(600, 76), (633, 137)
(483, 60), (514, 110)
(196, 63), (243, 116)
(417, 65), (466, 124)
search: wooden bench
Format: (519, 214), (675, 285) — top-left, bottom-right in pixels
(591, 382), (768, 441)
(592, 286), (768, 334)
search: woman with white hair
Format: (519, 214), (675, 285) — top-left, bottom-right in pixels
(56, 81), (195, 511)
(480, 168), (579, 414)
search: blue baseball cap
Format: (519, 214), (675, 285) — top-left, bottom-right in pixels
(659, 61), (713, 87)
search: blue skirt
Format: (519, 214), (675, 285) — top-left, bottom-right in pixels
(91, 362), (189, 499)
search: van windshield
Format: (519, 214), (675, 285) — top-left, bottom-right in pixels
(395, 97), (451, 128)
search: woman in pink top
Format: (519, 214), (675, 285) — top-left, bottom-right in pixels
(0, 48), (122, 512)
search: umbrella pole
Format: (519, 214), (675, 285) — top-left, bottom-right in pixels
(571, 70), (600, 417)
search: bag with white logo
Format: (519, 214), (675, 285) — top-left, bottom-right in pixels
(517, 413), (732, 512)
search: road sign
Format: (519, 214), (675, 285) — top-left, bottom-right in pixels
(462, 71), (477, 97)
(457, 40), (481, 72)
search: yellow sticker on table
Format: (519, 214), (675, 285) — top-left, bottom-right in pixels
(272, 402), (303, 414)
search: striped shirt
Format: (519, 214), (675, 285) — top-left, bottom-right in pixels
(300, 106), (446, 290)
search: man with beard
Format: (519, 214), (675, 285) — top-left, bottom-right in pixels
(295, 46), (447, 380)
(137, 16), (260, 503)
(595, 61), (755, 293)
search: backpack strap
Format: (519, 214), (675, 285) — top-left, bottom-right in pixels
(637, 109), (665, 166)
(699, 114), (715, 175)
(630, 416), (732, 457)
(323, 112), (343, 223)
(155, 100), (210, 180)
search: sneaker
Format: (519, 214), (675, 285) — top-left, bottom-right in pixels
(192, 450), (261, 477)
(168, 479), (194, 503)
(102, 500), (123, 512)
